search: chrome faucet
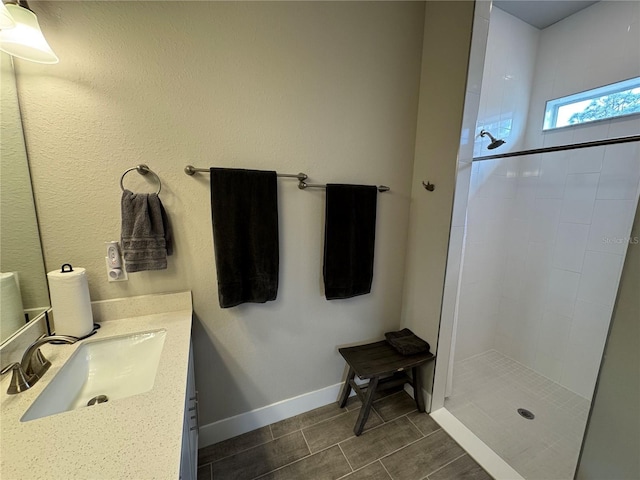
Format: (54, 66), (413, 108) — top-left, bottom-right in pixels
(0, 335), (77, 395)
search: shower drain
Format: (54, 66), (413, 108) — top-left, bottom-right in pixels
(517, 408), (535, 420)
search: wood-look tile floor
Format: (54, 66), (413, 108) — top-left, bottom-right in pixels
(197, 390), (492, 480)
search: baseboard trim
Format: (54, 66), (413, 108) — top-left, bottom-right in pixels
(198, 382), (347, 448)
(403, 383), (433, 412)
(430, 408), (525, 480)
(199, 381), (434, 449)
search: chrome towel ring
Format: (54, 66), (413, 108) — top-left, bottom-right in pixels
(120, 164), (162, 195)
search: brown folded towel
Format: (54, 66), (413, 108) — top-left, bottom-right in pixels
(385, 328), (430, 355)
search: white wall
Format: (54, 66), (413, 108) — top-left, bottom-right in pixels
(474, 7), (538, 156)
(16, 1), (425, 427)
(524, 0), (640, 149)
(452, 7), (538, 362)
(453, 1), (640, 399)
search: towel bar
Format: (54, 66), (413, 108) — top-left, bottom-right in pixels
(299, 181), (390, 193)
(184, 165), (390, 192)
(184, 165), (307, 182)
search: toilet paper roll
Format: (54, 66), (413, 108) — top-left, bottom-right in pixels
(0, 272), (25, 343)
(47, 265), (94, 338)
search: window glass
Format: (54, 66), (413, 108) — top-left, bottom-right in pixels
(544, 77), (640, 130)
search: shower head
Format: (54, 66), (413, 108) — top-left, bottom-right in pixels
(479, 129), (506, 150)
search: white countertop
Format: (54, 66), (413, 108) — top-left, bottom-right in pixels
(0, 292), (193, 480)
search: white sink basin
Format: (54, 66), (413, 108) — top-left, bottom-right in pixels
(21, 329), (166, 422)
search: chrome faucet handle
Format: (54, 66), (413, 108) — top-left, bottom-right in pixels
(25, 348), (51, 379)
(1, 362), (37, 395)
(20, 335), (78, 371)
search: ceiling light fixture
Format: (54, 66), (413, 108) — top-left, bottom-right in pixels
(0, 2), (16, 30)
(0, 0), (58, 64)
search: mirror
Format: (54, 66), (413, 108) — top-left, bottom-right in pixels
(0, 51), (50, 343)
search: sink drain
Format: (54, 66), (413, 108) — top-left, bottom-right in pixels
(517, 408), (535, 420)
(87, 395), (109, 406)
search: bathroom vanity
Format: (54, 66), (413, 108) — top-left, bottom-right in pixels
(0, 291), (196, 479)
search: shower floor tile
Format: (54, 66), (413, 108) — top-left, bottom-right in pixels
(445, 350), (590, 480)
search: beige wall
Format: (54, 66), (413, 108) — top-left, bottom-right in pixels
(576, 197), (640, 479)
(1, 52), (49, 312)
(400, 1), (475, 393)
(17, 1), (426, 424)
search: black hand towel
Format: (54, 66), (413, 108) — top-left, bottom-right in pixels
(121, 190), (172, 273)
(323, 184), (378, 300)
(385, 328), (431, 356)
(210, 168), (279, 308)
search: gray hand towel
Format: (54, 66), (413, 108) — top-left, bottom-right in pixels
(121, 190), (172, 272)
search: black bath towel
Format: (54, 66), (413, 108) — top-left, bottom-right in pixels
(385, 328), (431, 356)
(323, 184), (378, 300)
(210, 168), (279, 308)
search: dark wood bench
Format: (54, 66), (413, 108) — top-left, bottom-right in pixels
(337, 340), (435, 436)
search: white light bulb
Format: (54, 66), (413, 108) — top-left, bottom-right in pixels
(0, 4), (58, 64)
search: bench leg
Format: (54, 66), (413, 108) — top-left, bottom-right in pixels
(354, 376), (379, 436)
(412, 367), (425, 412)
(338, 367), (355, 408)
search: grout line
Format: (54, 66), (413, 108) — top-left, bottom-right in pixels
(369, 430), (427, 464)
(300, 429), (312, 455)
(337, 443), (355, 472)
(202, 430), (292, 466)
(198, 462), (213, 480)
(406, 413), (427, 437)
(336, 458), (386, 479)
(203, 393), (417, 472)
(422, 452), (467, 480)
(251, 433), (314, 480)
(379, 459), (394, 479)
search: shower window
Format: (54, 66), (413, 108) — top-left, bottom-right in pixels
(543, 76), (640, 130)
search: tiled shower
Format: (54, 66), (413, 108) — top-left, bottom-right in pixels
(440, 2), (640, 479)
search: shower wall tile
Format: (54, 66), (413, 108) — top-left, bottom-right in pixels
(537, 311), (572, 358)
(474, 7), (539, 155)
(571, 300), (612, 342)
(536, 152), (568, 199)
(561, 342), (602, 398)
(451, 163), (472, 227)
(586, 200), (636, 255)
(524, 1), (640, 151)
(597, 143), (640, 201)
(529, 199), (562, 244)
(567, 146), (605, 174)
(534, 351), (564, 383)
(608, 115), (640, 139)
(545, 269), (580, 317)
(552, 222), (589, 272)
(452, 1), (639, 400)
(559, 173), (599, 224)
(576, 251), (624, 307)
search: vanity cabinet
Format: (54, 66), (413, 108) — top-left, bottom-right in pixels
(180, 341), (198, 480)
